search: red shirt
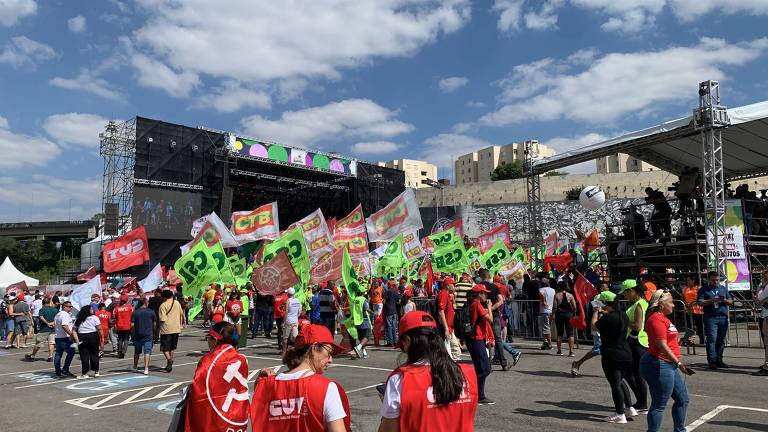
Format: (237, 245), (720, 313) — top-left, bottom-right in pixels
(370, 286), (384, 305)
(646, 312), (681, 362)
(113, 304), (133, 331)
(469, 300), (490, 341)
(226, 299), (243, 317)
(95, 310), (111, 332)
(273, 294), (288, 319)
(436, 290), (455, 332)
(211, 306), (224, 323)
(394, 363), (478, 432)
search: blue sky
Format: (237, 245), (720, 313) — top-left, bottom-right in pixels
(1, 0), (767, 222)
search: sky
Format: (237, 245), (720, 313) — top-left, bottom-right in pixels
(1, 0), (767, 222)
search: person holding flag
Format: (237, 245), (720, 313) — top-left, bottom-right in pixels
(378, 311), (478, 432)
(250, 324), (351, 431)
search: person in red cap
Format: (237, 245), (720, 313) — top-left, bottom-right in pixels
(250, 324), (351, 432)
(466, 284), (495, 405)
(378, 311), (478, 432)
(113, 295), (133, 358)
(437, 277), (461, 360)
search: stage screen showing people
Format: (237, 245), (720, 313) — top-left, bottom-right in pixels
(132, 186), (201, 239)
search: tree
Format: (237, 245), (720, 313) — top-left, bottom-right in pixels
(491, 161), (523, 181)
(544, 170), (568, 177)
(565, 186), (584, 200)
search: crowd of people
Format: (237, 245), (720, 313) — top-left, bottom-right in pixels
(2, 259), (768, 432)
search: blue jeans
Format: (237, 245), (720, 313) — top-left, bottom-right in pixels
(466, 339), (491, 400)
(703, 314), (728, 364)
(501, 341), (520, 356)
(253, 307), (273, 337)
(321, 315), (336, 335)
(639, 353), (689, 432)
(54, 337), (75, 375)
(385, 314), (398, 345)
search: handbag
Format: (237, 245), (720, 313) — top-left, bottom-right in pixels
(167, 385), (189, 432)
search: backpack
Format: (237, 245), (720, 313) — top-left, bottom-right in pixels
(453, 304), (474, 341)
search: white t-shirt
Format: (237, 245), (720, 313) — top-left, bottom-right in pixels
(380, 360), (429, 419)
(31, 299), (43, 317)
(285, 298), (301, 324)
(539, 287), (556, 314)
(76, 315), (102, 334)
(276, 370), (346, 423)
(54, 310), (74, 338)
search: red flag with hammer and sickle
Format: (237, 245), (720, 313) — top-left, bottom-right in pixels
(252, 250), (300, 296)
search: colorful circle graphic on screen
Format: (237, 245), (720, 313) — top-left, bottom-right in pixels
(268, 145), (288, 161)
(249, 143), (268, 158)
(329, 159), (345, 172)
(235, 140), (244, 151)
(313, 154), (330, 169)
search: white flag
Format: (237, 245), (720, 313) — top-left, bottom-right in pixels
(365, 189), (423, 242)
(289, 209), (335, 265)
(138, 263), (163, 291)
(70, 276), (102, 311)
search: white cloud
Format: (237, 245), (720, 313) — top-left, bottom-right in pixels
(421, 133), (494, 169)
(129, 0), (470, 98)
(524, 0), (562, 30)
(0, 36), (57, 68)
(572, 0), (665, 32)
(350, 141), (402, 155)
(670, 0), (768, 21)
(493, 0), (525, 32)
(0, 0), (36, 26)
(67, 15), (86, 32)
(493, 0), (561, 32)
(196, 81), (271, 113)
(439, 76), (469, 93)
(43, 113), (109, 148)
(540, 133), (611, 173)
(50, 70), (123, 100)
(240, 99), (414, 147)
(131, 53), (200, 98)
(0, 116), (60, 169)
(476, 37), (768, 128)
(0, 175), (101, 221)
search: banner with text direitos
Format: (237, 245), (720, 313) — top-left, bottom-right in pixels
(366, 189), (423, 242)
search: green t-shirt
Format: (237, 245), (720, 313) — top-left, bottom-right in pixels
(38, 306), (58, 333)
(626, 298), (649, 347)
(239, 295), (250, 317)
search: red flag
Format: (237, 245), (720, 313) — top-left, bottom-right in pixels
(373, 314), (385, 346)
(570, 272), (595, 331)
(583, 230), (600, 254)
(102, 226), (150, 273)
(419, 260), (434, 296)
(477, 223), (511, 253)
(184, 345), (249, 432)
(252, 250), (300, 295)
(5, 281), (27, 295)
(445, 218), (464, 238)
(543, 253), (573, 273)
(77, 266), (98, 282)
(309, 247), (343, 285)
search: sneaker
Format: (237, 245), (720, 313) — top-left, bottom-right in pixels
(143, 368), (149, 375)
(635, 408), (649, 415)
(165, 360), (174, 372)
(570, 361), (581, 377)
(24, 354), (34, 361)
(353, 345), (363, 359)
(716, 362), (729, 369)
(46, 357), (52, 362)
(512, 352), (522, 366)
(567, 352), (575, 357)
(625, 407), (639, 417)
(606, 413), (627, 424)
(478, 398), (496, 406)
(362, 349), (369, 359)
(98, 351), (104, 358)
(76, 374), (90, 380)
(556, 351), (563, 356)
(539, 342), (549, 350)
(62, 371), (75, 378)
(93, 372), (100, 378)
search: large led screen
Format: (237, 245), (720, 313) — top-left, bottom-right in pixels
(132, 187), (201, 239)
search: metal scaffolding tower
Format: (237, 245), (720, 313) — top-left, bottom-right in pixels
(100, 118), (136, 237)
(694, 80), (730, 278)
(524, 140), (542, 268)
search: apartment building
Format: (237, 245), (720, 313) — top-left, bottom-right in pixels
(596, 153), (659, 174)
(378, 159), (438, 189)
(455, 140), (555, 184)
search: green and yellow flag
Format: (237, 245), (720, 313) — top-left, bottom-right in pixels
(431, 235), (468, 273)
(174, 240), (221, 298)
(481, 239), (513, 275)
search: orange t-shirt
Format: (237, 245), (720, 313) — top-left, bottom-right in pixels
(682, 285), (703, 314)
(643, 282), (657, 302)
(370, 287), (384, 305)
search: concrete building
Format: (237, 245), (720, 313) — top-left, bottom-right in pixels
(378, 159), (438, 189)
(596, 153), (660, 174)
(455, 140), (555, 185)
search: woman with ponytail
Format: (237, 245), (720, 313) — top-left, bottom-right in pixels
(378, 311), (478, 432)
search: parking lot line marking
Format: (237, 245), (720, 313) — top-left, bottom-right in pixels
(13, 360), (200, 389)
(686, 405), (768, 431)
(346, 383), (382, 394)
(62, 365), (281, 410)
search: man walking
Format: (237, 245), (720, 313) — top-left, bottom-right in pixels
(383, 280), (401, 346)
(53, 301), (77, 377)
(480, 269), (508, 371)
(26, 297), (58, 361)
(539, 278), (556, 351)
(158, 290), (184, 372)
(698, 271), (733, 369)
(113, 295), (133, 358)
(132, 298), (157, 375)
(317, 282), (337, 334)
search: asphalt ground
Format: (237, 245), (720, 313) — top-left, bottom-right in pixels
(1, 327), (767, 432)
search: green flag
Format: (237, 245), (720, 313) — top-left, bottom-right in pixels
(187, 297), (203, 322)
(466, 246), (481, 262)
(262, 227), (311, 286)
(428, 227), (456, 249)
(481, 239), (513, 275)
(511, 246), (525, 264)
(174, 240), (220, 298)
(431, 237), (468, 273)
(406, 257), (425, 283)
(228, 255), (248, 286)
(379, 233), (405, 270)
(342, 247), (365, 339)
(208, 242), (236, 285)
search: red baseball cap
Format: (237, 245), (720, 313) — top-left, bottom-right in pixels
(471, 284), (491, 293)
(295, 324), (346, 356)
(443, 277), (456, 285)
(493, 275), (504, 282)
(387, 280), (396, 287)
(397, 311), (437, 344)
(120, 294), (129, 302)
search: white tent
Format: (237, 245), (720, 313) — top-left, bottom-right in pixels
(0, 257), (39, 288)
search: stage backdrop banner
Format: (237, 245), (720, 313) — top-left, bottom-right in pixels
(366, 189), (423, 242)
(230, 202), (280, 244)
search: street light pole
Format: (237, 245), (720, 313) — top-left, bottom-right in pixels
(421, 178), (444, 232)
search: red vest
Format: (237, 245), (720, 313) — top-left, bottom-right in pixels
(392, 363), (478, 432)
(95, 310), (111, 340)
(250, 373), (351, 432)
(114, 304), (133, 331)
